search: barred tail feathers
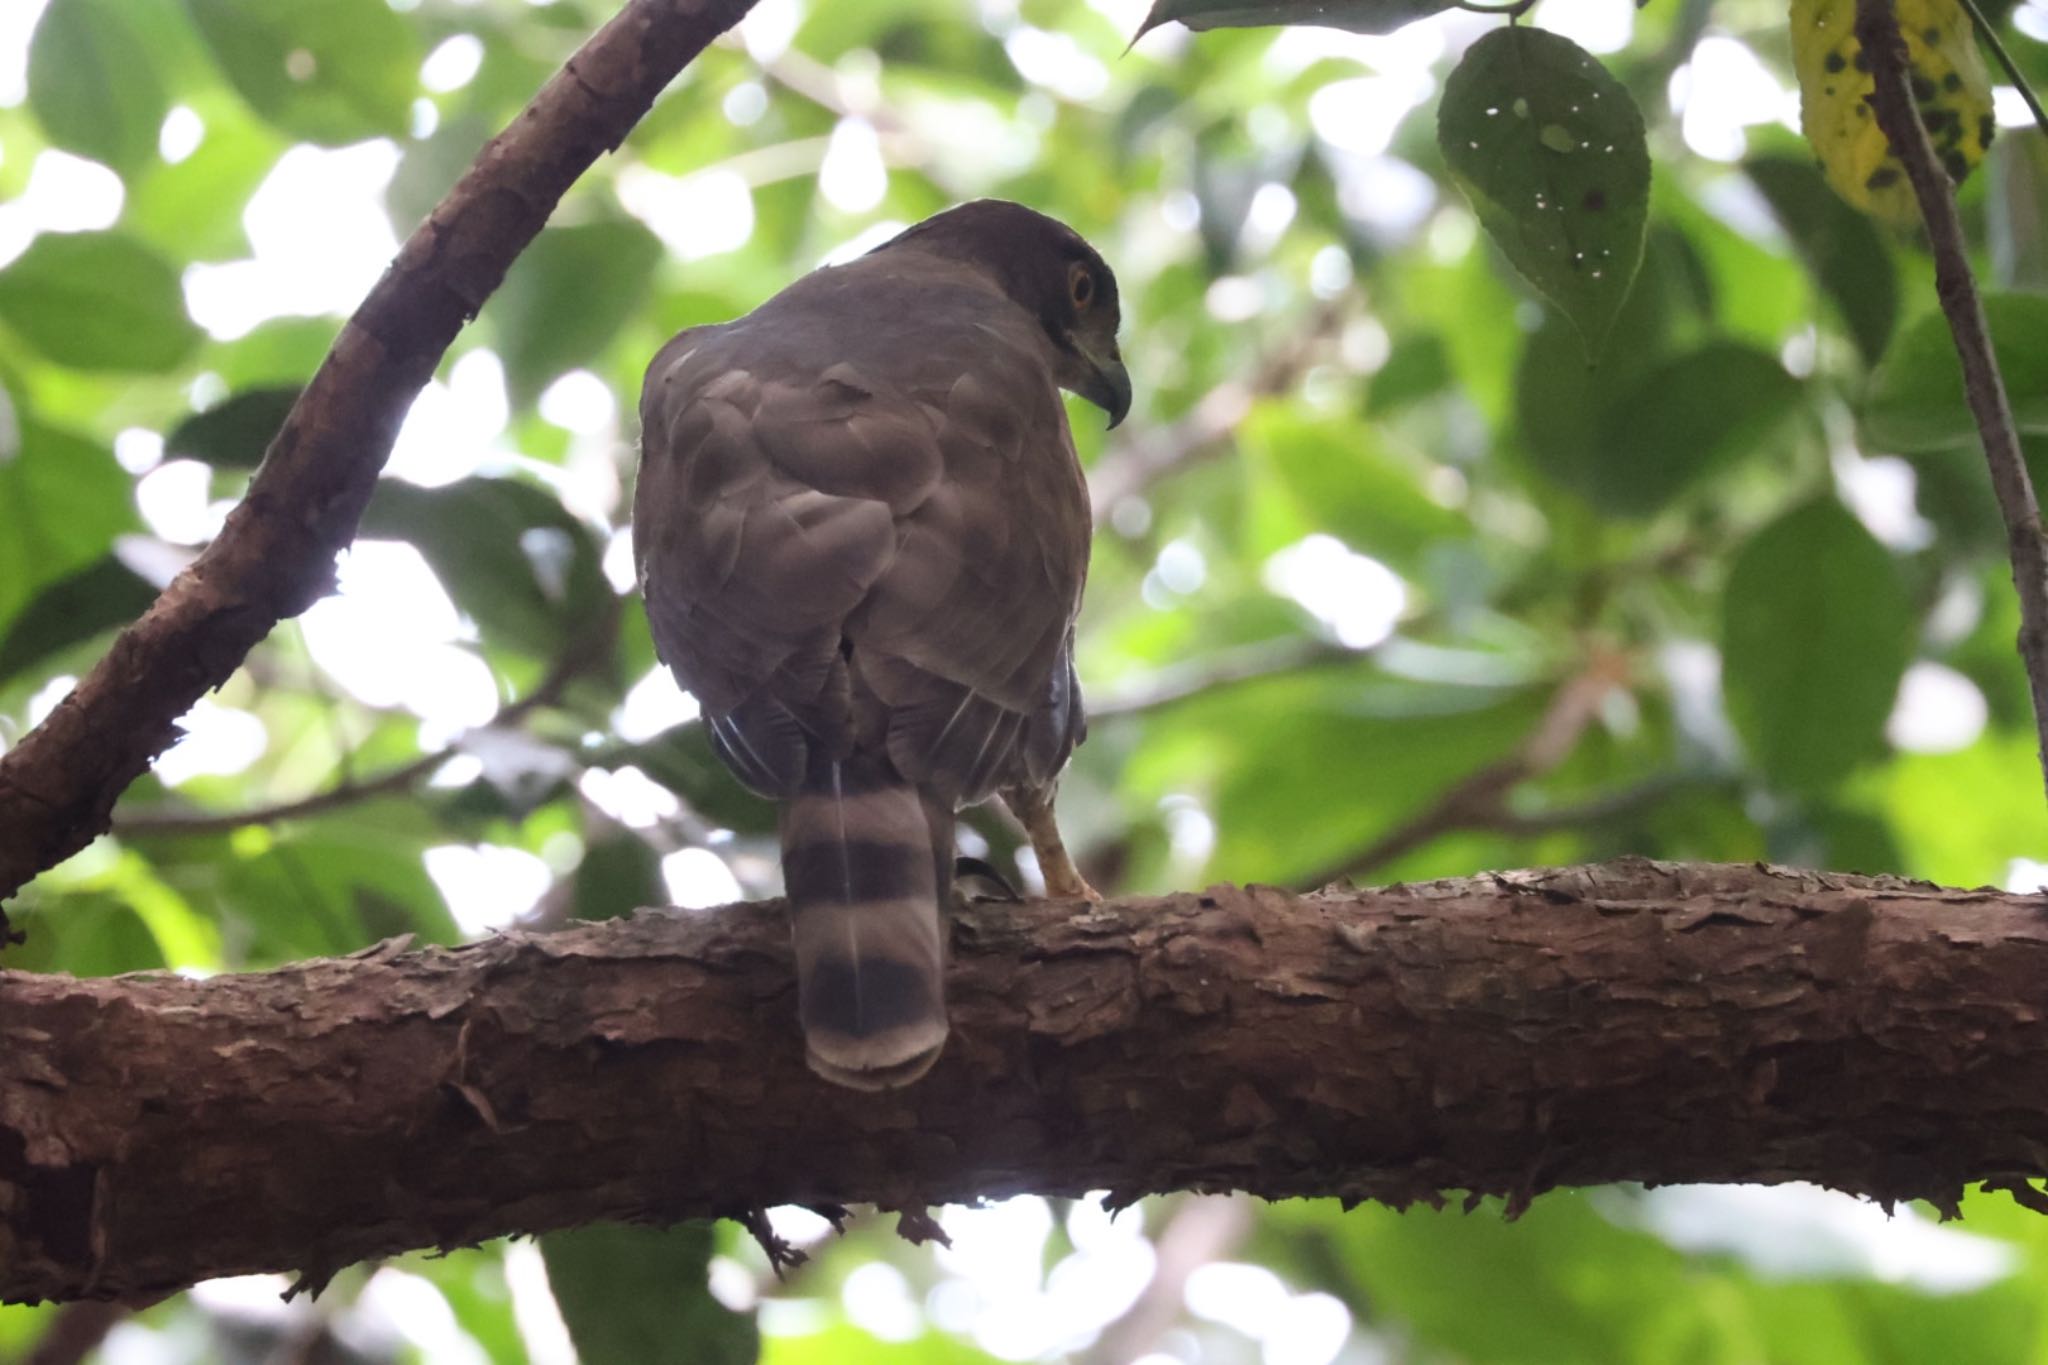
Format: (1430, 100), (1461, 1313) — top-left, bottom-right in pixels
(780, 756), (952, 1089)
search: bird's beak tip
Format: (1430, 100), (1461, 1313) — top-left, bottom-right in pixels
(1092, 355), (1133, 431)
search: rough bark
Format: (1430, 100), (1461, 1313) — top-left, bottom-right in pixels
(0, 0), (757, 907)
(6, 858), (2048, 1305)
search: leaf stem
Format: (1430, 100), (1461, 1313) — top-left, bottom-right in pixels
(1855, 0), (2048, 813)
(1957, 0), (2048, 141)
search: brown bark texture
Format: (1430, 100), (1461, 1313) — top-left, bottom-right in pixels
(0, 0), (756, 908)
(8, 858), (2048, 1304)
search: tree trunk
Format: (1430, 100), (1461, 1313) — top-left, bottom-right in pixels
(6, 858), (2046, 1304)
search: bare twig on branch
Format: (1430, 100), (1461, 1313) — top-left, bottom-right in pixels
(1854, 0), (2048, 810)
(1090, 636), (1361, 719)
(26, 1301), (136, 1365)
(113, 596), (622, 838)
(1080, 1196), (1253, 1365)
(1303, 653), (1627, 888)
(1088, 300), (1346, 522)
(10, 859), (2048, 1304)
(0, 0), (759, 908)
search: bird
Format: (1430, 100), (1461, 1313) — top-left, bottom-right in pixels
(633, 199), (1129, 1089)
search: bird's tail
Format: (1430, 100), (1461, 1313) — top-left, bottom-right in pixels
(780, 752), (952, 1089)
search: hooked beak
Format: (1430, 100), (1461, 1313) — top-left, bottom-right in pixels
(1077, 341), (1132, 430)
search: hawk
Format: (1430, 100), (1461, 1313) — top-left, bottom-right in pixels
(634, 200), (1129, 1089)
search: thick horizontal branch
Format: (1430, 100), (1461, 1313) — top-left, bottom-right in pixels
(0, 0), (755, 906)
(7, 858), (2048, 1304)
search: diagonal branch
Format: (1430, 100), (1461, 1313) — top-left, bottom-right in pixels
(8, 859), (2048, 1305)
(1854, 0), (2048, 811)
(0, 0), (759, 909)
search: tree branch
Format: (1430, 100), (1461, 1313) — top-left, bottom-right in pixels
(111, 595), (621, 838)
(1854, 0), (2048, 810)
(9, 858), (2048, 1304)
(0, 0), (757, 908)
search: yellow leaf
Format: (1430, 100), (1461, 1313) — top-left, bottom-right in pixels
(1790, 0), (1994, 224)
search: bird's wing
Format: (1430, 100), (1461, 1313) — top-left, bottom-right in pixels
(847, 310), (1092, 801)
(634, 280), (1091, 804)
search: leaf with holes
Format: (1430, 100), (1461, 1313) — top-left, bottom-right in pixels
(1131, 0), (1455, 41)
(1438, 27), (1649, 353)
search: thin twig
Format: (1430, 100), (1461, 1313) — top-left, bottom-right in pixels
(1303, 652), (1629, 889)
(1089, 636), (1361, 719)
(1087, 299), (1346, 522)
(1956, 0), (2048, 141)
(1855, 0), (2048, 812)
(1079, 1196), (1252, 1365)
(114, 597), (620, 838)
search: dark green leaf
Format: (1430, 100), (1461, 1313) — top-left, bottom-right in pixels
(540, 1222), (758, 1365)
(0, 555), (157, 690)
(1722, 498), (1915, 789)
(0, 232), (200, 372)
(1438, 27), (1650, 352)
(573, 832), (665, 922)
(27, 0), (169, 174)
(492, 220), (665, 408)
(184, 0), (416, 145)
(1133, 0), (1455, 42)
(359, 477), (607, 659)
(1863, 293), (2048, 451)
(1365, 332), (1452, 415)
(165, 387), (301, 469)
(1747, 155), (1898, 366)
(1585, 343), (1802, 515)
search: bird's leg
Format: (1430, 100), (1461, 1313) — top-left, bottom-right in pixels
(1001, 782), (1101, 902)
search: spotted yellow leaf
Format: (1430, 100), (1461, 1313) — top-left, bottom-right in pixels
(1790, 0), (1994, 224)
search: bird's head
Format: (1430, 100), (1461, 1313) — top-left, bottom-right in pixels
(876, 199), (1132, 428)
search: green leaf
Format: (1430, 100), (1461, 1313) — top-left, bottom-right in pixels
(1863, 293), (2048, 452)
(0, 555), (157, 690)
(1722, 498), (1915, 790)
(492, 220), (665, 409)
(1746, 154), (1899, 366)
(1438, 27), (1650, 352)
(184, 0), (416, 145)
(0, 232), (200, 372)
(572, 832), (665, 922)
(0, 421), (142, 641)
(1132, 0), (1456, 42)
(27, 0), (170, 175)
(165, 387), (301, 469)
(1585, 343), (1803, 515)
(1239, 401), (1467, 571)
(359, 477), (608, 660)
(1365, 332), (1452, 416)
(540, 1222), (758, 1365)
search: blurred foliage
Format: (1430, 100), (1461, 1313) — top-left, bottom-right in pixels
(7, 0), (2048, 1358)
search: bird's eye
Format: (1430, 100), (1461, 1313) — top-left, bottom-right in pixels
(1070, 267), (1094, 309)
